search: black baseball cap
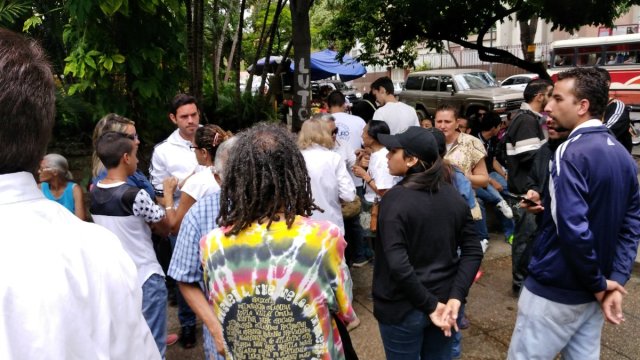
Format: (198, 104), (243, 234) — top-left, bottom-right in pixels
(378, 126), (439, 164)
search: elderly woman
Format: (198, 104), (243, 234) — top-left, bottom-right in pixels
(39, 153), (85, 219)
(200, 123), (358, 359)
(298, 118), (357, 235)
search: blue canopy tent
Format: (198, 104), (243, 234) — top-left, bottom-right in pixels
(291, 49), (367, 81)
(248, 50), (367, 81)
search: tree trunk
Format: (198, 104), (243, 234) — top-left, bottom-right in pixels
(234, 0), (247, 102)
(215, 4), (231, 85)
(260, 0), (286, 96)
(186, 0), (194, 92)
(289, 0), (313, 132)
(519, 15), (539, 63)
(211, 0), (220, 111)
(245, 0), (273, 95)
(445, 41), (459, 67)
(224, 0), (241, 83)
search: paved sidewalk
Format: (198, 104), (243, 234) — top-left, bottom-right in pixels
(167, 233), (640, 359)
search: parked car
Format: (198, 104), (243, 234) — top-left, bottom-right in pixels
(311, 79), (362, 103)
(500, 73), (539, 91)
(398, 69), (524, 119)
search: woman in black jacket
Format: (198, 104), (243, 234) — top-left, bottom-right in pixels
(374, 126), (483, 360)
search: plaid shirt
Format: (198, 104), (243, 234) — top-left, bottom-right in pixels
(168, 191), (222, 359)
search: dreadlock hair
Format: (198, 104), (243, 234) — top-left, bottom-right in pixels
(194, 124), (230, 160)
(217, 123), (320, 235)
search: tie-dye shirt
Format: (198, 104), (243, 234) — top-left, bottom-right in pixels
(200, 216), (357, 360)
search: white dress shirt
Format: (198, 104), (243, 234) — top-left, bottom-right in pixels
(149, 129), (201, 192)
(302, 144), (356, 234)
(180, 166), (220, 201)
(0, 172), (160, 360)
(364, 147), (400, 203)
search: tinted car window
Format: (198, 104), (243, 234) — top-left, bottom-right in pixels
(405, 76), (424, 90)
(422, 76), (438, 91)
(439, 75), (453, 92)
(502, 78), (514, 86)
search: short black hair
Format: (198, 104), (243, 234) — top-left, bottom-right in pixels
(594, 66), (611, 83)
(371, 76), (394, 95)
(327, 90), (346, 108)
(557, 68), (608, 120)
(0, 29), (55, 175)
(478, 111), (502, 132)
(523, 79), (553, 103)
(170, 93), (198, 115)
(367, 120), (390, 142)
(96, 131), (134, 169)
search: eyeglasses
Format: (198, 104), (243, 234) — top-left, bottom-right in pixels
(37, 167), (53, 173)
(123, 133), (138, 141)
(189, 145), (201, 151)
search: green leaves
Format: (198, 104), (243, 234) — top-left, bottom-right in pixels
(0, 0), (31, 26)
(22, 15), (42, 32)
(98, 0), (126, 17)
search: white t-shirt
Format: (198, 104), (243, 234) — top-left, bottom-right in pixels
(302, 144), (356, 235)
(373, 101), (420, 135)
(364, 147), (400, 203)
(180, 167), (220, 201)
(1, 172), (160, 359)
(332, 112), (366, 153)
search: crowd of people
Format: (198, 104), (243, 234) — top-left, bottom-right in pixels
(2, 27), (640, 360)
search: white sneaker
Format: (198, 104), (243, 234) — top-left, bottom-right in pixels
(496, 200), (514, 219)
(480, 239), (489, 254)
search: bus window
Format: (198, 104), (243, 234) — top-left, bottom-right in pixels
(554, 48), (574, 66)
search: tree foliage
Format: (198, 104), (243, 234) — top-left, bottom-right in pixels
(324, 0), (640, 78)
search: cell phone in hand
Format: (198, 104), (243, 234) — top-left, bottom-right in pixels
(503, 192), (539, 207)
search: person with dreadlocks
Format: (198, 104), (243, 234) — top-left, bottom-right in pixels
(200, 123), (358, 359)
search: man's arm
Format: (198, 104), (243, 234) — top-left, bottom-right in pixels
(506, 115), (544, 164)
(610, 176), (640, 286)
(149, 147), (168, 191)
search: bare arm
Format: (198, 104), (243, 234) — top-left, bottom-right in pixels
(178, 283), (225, 355)
(469, 158), (489, 189)
(72, 184), (86, 221)
(170, 194), (196, 235)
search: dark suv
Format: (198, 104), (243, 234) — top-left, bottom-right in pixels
(398, 69), (524, 119)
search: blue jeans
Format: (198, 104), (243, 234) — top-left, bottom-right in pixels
(475, 172), (515, 239)
(451, 304), (465, 358)
(142, 274), (168, 358)
(169, 234), (197, 328)
(379, 309), (453, 360)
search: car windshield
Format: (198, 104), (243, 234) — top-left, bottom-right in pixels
(454, 72), (498, 90)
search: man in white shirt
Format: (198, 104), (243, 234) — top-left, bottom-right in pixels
(0, 28), (160, 360)
(149, 94), (201, 348)
(371, 76), (419, 134)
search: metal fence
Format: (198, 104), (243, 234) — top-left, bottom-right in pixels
(415, 43), (551, 79)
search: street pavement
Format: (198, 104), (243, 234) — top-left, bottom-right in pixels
(166, 232), (640, 359)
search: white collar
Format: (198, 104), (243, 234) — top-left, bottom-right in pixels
(520, 102), (543, 118)
(569, 119), (604, 136)
(167, 129), (194, 147)
(0, 172), (44, 205)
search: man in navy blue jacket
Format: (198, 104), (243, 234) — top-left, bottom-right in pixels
(508, 67), (640, 360)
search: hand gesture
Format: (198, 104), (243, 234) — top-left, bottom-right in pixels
(352, 165), (368, 179)
(442, 299), (462, 335)
(163, 176), (178, 196)
(602, 289), (625, 325)
(521, 189), (544, 213)
(429, 302), (452, 336)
